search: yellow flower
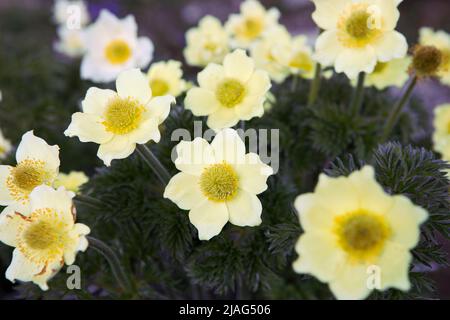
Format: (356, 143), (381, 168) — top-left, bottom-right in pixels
(225, 0), (280, 48)
(250, 25), (291, 83)
(359, 57), (411, 89)
(432, 103), (450, 161)
(81, 10), (154, 83)
(0, 185), (90, 290)
(274, 35), (317, 80)
(184, 15), (230, 67)
(0, 129), (12, 160)
(54, 171), (89, 194)
(293, 166), (427, 300)
(184, 49), (271, 130)
(0, 131), (60, 212)
(65, 68), (175, 166)
(164, 129), (273, 240)
(146, 60), (187, 98)
(312, 0), (408, 79)
(419, 27), (450, 86)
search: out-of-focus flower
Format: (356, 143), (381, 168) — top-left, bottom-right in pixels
(225, 0), (280, 49)
(311, 0), (408, 79)
(65, 69), (175, 166)
(359, 57), (410, 90)
(146, 60), (187, 98)
(250, 25), (291, 83)
(81, 10), (154, 83)
(293, 166), (427, 300)
(274, 35), (317, 80)
(0, 131), (60, 212)
(184, 15), (230, 67)
(53, 0), (90, 27)
(164, 128), (273, 240)
(419, 28), (450, 85)
(0, 185), (90, 290)
(184, 49), (271, 131)
(54, 26), (86, 58)
(0, 129), (12, 160)
(432, 103), (450, 161)
(54, 171), (89, 194)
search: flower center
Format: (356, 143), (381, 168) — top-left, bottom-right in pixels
(216, 79), (246, 108)
(17, 208), (69, 264)
(102, 97), (144, 135)
(7, 159), (50, 202)
(289, 52), (314, 73)
(199, 163), (239, 202)
(241, 17), (263, 39)
(373, 61), (388, 74)
(150, 78), (170, 97)
(104, 39), (132, 65)
(412, 45), (442, 77)
(334, 210), (391, 262)
(337, 4), (382, 48)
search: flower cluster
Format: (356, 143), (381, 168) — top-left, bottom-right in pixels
(0, 0), (446, 299)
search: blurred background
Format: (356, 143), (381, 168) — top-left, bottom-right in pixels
(0, 0), (449, 299)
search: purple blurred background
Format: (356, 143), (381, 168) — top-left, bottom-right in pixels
(0, 0), (449, 298)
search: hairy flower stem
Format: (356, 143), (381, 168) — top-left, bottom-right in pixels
(291, 75), (299, 92)
(381, 76), (418, 142)
(136, 144), (171, 186)
(307, 63), (322, 107)
(87, 236), (134, 294)
(74, 194), (104, 209)
(349, 72), (366, 116)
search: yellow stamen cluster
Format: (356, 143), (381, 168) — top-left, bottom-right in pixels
(6, 159), (49, 202)
(150, 78), (170, 97)
(199, 163), (239, 202)
(241, 17), (263, 39)
(104, 39), (132, 65)
(17, 208), (69, 265)
(289, 52), (314, 72)
(216, 79), (246, 108)
(337, 3), (382, 48)
(102, 97), (144, 135)
(334, 210), (391, 263)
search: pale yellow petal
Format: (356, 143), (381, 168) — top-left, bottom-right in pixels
(189, 201), (229, 240)
(64, 112), (113, 144)
(373, 31), (408, 62)
(329, 263), (372, 300)
(0, 206), (23, 247)
(184, 87), (219, 116)
(211, 128), (246, 164)
(175, 138), (216, 175)
(97, 135), (136, 166)
(164, 172), (205, 210)
(206, 107), (239, 131)
(227, 190), (262, 227)
(116, 68), (152, 104)
(335, 47), (377, 79)
(223, 49), (255, 82)
(198, 63), (226, 91)
(311, 0), (352, 30)
(146, 95), (175, 124)
(16, 131), (60, 172)
(82, 87), (116, 115)
(235, 153), (273, 194)
(378, 241), (412, 291)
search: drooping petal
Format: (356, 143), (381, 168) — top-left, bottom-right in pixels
(184, 88), (220, 116)
(211, 128), (246, 164)
(175, 138), (216, 175)
(227, 190), (262, 227)
(64, 113), (113, 144)
(223, 49), (255, 82)
(373, 31), (408, 62)
(189, 201), (229, 240)
(97, 135), (136, 166)
(335, 47), (377, 79)
(235, 153), (273, 194)
(314, 30), (344, 66)
(206, 107), (239, 131)
(164, 172), (205, 210)
(16, 131), (60, 173)
(6, 249), (43, 285)
(64, 224), (90, 265)
(116, 68), (152, 104)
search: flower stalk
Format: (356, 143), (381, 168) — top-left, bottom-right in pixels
(74, 194), (104, 209)
(381, 75), (418, 142)
(136, 144), (171, 186)
(349, 72), (366, 116)
(307, 62), (322, 107)
(87, 236), (134, 294)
